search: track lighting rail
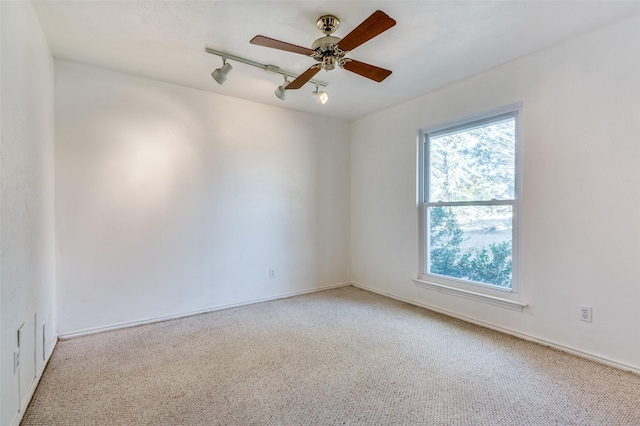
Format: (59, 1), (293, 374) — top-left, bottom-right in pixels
(205, 47), (328, 88)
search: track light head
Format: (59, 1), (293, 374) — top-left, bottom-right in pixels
(211, 60), (233, 85)
(312, 86), (329, 104)
(275, 77), (290, 100)
(275, 86), (287, 100)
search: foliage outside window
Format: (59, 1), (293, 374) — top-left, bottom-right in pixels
(422, 110), (519, 289)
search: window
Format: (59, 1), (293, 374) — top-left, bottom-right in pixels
(419, 106), (520, 291)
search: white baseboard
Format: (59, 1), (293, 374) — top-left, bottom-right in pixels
(352, 281), (640, 376)
(59, 282), (352, 340)
(12, 336), (58, 426)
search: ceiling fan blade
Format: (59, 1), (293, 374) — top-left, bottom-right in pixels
(250, 35), (315, 56)
(337, 10), (396, 52)
(285, 66), (321, 90)
(342, 60), (392, 82)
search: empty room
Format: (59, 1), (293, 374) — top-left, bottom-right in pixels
(2, 1), (640, 425)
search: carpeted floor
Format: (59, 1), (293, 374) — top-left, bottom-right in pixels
(21, 286), (640, 425)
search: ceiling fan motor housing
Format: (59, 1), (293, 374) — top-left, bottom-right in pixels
(311, 35), (345, 70)
(311, 35), (341, 51)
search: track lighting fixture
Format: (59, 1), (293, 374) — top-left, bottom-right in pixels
(311, 85), (329, 104)
(211, 58), (233, 85)
(275, 76), (290, 100)
(205, 48), (328, 102)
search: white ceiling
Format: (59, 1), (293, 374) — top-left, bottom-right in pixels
(33, 1), (640, 121)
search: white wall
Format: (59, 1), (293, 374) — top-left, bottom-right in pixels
(1, 2), (56, 425)
(55, 60), (351, 335)
(351, 15), (640, 371)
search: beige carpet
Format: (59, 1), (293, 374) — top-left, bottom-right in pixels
(22, 286), (640, 425)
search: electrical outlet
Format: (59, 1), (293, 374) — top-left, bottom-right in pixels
(579, 305), (592, 322)
(269, 269), (275, 279)
(13, 350), (20, 374)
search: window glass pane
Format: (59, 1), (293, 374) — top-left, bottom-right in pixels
(427, 205), (512, 288)
(428, 117), (515, 202)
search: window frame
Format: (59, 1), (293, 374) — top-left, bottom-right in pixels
(418, 103), (522, 295)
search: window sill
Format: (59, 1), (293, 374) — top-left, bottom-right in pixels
(412, 279), (528, 311)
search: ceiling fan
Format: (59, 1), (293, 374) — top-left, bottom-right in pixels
(250, 10), (396, 92)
